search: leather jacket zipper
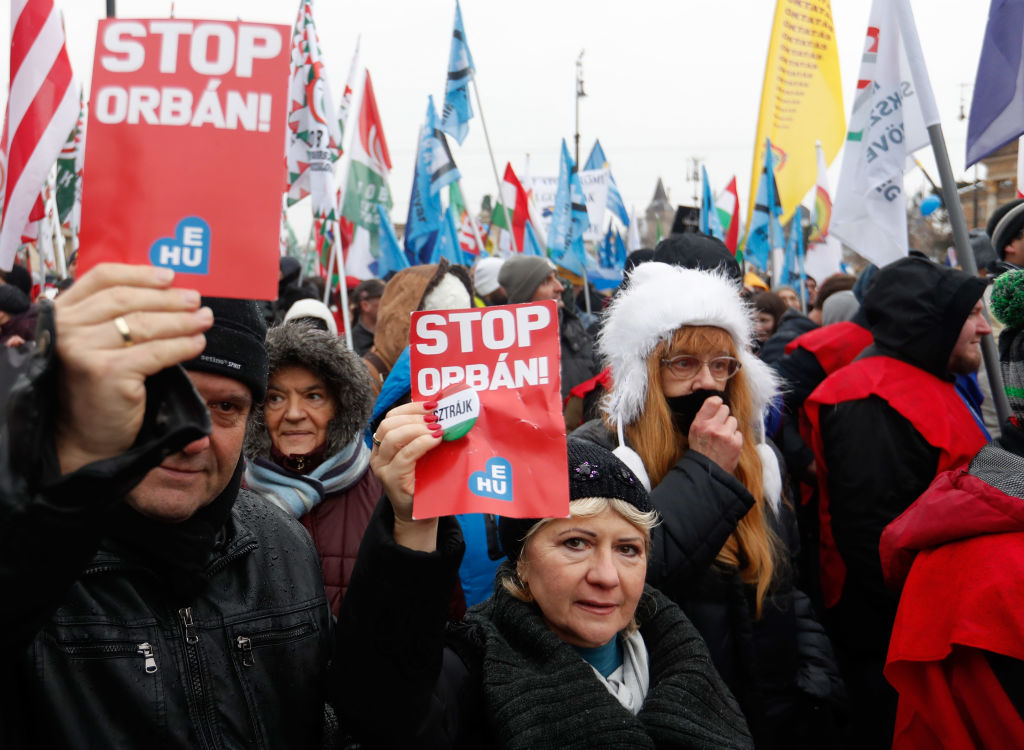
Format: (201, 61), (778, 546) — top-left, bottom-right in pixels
(235, 622), (315, 668)
(56, 640), (158, 674)
(178, 606), (216, 749)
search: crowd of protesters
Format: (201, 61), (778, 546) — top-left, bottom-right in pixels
(2, 202), (1024, 749)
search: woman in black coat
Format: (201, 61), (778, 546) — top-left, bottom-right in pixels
(333, 405), (752, 749)
(572, 262), (844, 748)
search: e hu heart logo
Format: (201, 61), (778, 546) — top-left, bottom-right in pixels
(150, 216), (211, 274)
(468, 457), (513, 501)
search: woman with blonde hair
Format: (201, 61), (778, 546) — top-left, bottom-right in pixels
(334, 411), (753, 748)
(573, 261), (844, 749)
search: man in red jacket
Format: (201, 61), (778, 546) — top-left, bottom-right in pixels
(880, 268), (1024, 749)
(802, 256), (990, 748)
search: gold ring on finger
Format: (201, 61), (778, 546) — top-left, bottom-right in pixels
(113, 316), (134, 347)
(371, 433), (382, 448)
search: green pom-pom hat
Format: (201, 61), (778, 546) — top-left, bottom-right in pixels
(991, 269), (1024, 329)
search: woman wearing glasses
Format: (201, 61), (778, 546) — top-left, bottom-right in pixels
(573, 262), (844, 749)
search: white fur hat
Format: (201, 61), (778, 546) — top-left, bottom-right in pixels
(598, 262), (782, 507)
(283, 298), (338, 337)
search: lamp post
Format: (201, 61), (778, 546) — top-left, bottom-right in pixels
(574, 51), (585, 168)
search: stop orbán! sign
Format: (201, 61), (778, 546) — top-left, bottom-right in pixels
(78, 19), (290, 299)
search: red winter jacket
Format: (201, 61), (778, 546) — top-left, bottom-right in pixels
(881, 444), (1024, 750)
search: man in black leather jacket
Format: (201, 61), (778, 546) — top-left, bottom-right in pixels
(0, 264), (333, 748)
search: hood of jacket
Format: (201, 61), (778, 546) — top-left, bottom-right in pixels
(880, 427), (1024, 589)
(364, 259), (472, 372)
(862, 256), (986, 379)
(245, 323), (375, 458)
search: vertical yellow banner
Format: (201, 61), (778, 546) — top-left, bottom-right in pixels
(747, 0), (845, 228)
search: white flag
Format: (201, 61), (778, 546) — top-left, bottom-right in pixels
(627, 206), (642, 251)
(805, 141), (843, 283)
(831, 0), (936, 269)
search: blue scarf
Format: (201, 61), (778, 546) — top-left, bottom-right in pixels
(244, 437), (371, 517)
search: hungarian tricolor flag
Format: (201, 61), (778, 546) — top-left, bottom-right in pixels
(491, 162), (529, 253)
(340, 70), (393, 279)
(716, 175), (740, 254)
(450, 181), (482, 256)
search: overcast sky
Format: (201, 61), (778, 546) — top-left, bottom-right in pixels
(2, 0), (992, 235)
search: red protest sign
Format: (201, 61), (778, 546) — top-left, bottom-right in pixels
(78, 19), (289, 299)
(410, 301), (569, 520)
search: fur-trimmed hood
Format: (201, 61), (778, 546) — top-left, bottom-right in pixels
(245, 323), (375, 458)
(365, 259), (472, 373)
(597, 262), (782, 504)
(599, 262), (780, 433)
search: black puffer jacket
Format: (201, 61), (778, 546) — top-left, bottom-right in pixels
(0, 319), (332, 749)
(572, 420), (845, 749)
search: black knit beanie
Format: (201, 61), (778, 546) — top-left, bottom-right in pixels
(499, 438), (651, 562)
(987, 198), (1024, 260)
(0, 284), (30, 315)
(183, 297), (268, 402)
(652, 232), (742, 282)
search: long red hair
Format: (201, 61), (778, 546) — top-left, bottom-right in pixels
(606, 325), (779, 616)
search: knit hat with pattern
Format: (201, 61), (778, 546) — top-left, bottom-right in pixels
(498, 438), (651, 562)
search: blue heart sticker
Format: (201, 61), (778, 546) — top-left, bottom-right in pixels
(468, 457), (513, 502)
(150, 217), (211, 275)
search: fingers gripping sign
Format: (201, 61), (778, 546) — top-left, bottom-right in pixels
(54, 263), (214, 475)
(369, 401), (444, 552)
(688, 396), (743, 473)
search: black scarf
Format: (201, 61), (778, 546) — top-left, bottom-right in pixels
(464, 570), (752, 750)
(105, 458), (243, 601)
(665, 389), (730, 435)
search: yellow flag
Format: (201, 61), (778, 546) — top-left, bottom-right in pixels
(746, 0), (845, 228)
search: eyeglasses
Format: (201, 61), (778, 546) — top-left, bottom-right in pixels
(660, 354), (742, 381)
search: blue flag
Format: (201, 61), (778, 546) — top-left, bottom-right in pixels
(782, 210), (802, 286)
(591, 227), (625, 290)
(584, 139), (629, 227)
(376, 203), (410, 278)
(425, 96), (460, 195)
(406, 99), (447, 264)
(966, 0), (1024, 167)
(745, 138), (784, 272)
(523, 220), (544, 256)
(440, 0), (476, 145)
(547, 139), (591, 276)
(700, 166), (725, 240)
(598, 226), (615, 268)
(430, 205), (468, 265)
(613, 230), (627, 269)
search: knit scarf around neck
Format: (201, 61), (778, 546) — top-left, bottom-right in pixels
(464, 573), (752, 750)
(244, 436), (371, 517)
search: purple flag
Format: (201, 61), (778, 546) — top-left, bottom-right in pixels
(966, 0), (1024, 167)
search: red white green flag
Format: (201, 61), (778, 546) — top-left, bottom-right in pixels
(491, 162), (529, 252)
(716, 176), (740, 254)
(450, 181), (483, 256)
(285, 0), (343, 219)
(340, 70), (393, 279)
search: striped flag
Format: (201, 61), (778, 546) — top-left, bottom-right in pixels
(716, 176), (740, 254)
(1, 0), (79, 270)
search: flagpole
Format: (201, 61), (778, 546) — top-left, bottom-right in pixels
(894, 0), (1010, 426)
(326, 220), (354, 350)
(470, 79), (518, 253)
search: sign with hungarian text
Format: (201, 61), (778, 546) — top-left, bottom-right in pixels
(78, 19), (289, 299)
(410, 301), (568, 520)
